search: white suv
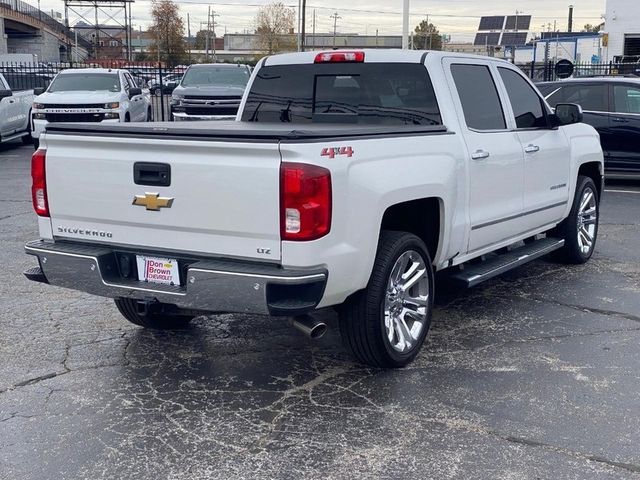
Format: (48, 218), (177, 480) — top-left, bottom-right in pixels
(32, 68), (152, 148)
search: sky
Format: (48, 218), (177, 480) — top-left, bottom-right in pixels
(37, 0), (606, 42)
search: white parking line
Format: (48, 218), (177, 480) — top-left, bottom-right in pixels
(605, 189), (640, 194)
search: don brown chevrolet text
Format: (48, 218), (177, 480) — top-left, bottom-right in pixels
(24, 50), (603, 368)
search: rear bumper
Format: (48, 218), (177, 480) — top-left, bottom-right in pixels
(24, 240), (327, 316)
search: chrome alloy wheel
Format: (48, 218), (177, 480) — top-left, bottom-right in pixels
(384, 250), (430, 353)
(577, 186), (598, 255)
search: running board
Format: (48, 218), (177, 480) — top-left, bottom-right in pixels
(449, 238), (565, 288)
(1, 131), (28, 143)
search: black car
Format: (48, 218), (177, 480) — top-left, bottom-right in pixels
(538, 77), (640, 177)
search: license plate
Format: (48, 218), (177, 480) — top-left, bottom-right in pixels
(136, 255), (181, 286)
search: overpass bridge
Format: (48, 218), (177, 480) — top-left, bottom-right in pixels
(0, 0), (90, 62)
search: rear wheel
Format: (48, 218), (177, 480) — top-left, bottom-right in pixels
(124, 113), (130, 122)
(339, 231), (434, 368)
(147, 107), (153, 122)
(114, 298), (193, 329)
(550, 175), (599, 264)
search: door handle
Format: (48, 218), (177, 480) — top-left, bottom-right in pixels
(8, 99), (15, 103)
(471, 150), (490, 160)
(524, 144), (540, 153)
(612, 117), (629, 123)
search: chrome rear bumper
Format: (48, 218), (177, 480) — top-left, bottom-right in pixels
(24, 240), (327, 316)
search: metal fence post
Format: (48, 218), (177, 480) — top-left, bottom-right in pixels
(158, 62), (165, 121)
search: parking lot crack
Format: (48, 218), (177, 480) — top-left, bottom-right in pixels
(502, 435), (640, 475)
(12, 371), (68, 388)
(532, 297), (640, 324)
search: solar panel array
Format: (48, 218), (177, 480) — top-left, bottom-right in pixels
(478, 16), (505, 31)
(473, 33), (501, 46)
(475, 14), (531, 47)
(505, 15), (532, 31)
(500, 32), (528, 46)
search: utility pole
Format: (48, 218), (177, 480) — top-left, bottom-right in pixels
(206, 6), (211, 61)
(300, 0), (306, 51)
(297, 0), (301, 51)
(514, 10), (523, 63)
(330, 12), (341, 48)
(426, 14), (431, 50)
(187, 13), (191, 63)
(402, 0), (409, 49)
(212, 10), (218, 61)
(311, 9), (316, 50)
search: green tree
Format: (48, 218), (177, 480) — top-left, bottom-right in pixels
(413, 20), (442, 50)
(255, 2), (296, 54)
(148, 0), (186, 65)
(194, 30), (208, 50)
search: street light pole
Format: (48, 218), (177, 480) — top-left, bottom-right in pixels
(402, 0), (409, 49)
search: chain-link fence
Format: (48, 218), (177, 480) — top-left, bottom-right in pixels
(0, 61), (186, 121)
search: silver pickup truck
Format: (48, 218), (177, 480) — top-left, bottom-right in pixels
(0, 72), (35, 145)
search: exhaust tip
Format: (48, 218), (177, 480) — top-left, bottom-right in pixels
(291, 315), (327, 340)
(309, 322), (327, 340)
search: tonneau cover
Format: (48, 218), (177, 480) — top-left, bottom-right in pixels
(44, 120), (448, 142)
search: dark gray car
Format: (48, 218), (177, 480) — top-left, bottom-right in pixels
(170, 64), (251, 121)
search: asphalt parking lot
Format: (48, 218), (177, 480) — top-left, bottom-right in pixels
(1, 140), (639, 480)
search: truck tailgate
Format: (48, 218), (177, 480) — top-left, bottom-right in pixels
(44, 134), (282, 261)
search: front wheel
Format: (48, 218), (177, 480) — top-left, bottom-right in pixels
(114, 298), (193, 329)
(550, 175), (599, 264)
(339, 231), (434, 368)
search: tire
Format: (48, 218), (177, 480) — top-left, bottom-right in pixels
(114, 298), (193, 329)
(33, 138), (40, 150)
(147, 107), (153, 122)
(550, 175), (599, 264)
(124, 113), (130, 123)
(339, 231), (435, 368)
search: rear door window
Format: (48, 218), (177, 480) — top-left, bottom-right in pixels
(546, 84), (607, 112)
(242, 63), (442, 125)
(451, 64), (506, 130)
(613, 85), (640, 114)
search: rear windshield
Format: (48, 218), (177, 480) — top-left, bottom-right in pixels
(181, 66), (250, 87)
(241, 63), (442, 125)
(48, 73), (121, 92)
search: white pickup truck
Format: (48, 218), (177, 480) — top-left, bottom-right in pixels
(31, 68), (152, 148)
(24, 50), (603, 368)
(0, 72), (34, 145)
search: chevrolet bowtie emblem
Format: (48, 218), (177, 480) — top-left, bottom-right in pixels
(132, 193), (174, 211)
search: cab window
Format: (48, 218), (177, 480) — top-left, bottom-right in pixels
(498, 67), (547, 129)
(451, 64), (506, 131)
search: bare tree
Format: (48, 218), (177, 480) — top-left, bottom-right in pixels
(148, 0), (186, 65)
(255, 2), (295, 54)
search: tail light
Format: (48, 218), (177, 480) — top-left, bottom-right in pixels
(280, 163), (331, 241)
(31, 149), (49, 217)
(314, 51), (365, 63)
